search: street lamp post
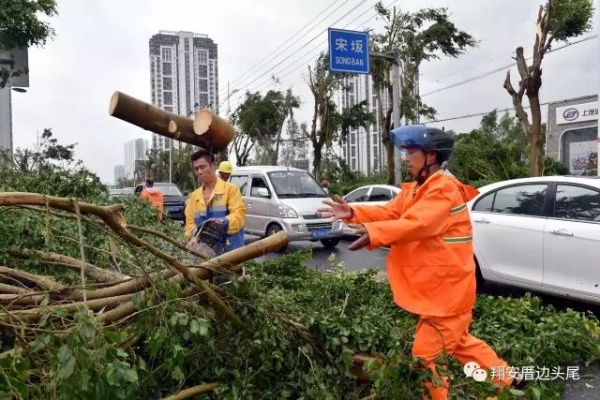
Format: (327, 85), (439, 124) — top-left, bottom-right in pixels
(226, 82), (240, 116)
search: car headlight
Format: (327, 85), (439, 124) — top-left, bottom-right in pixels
(278, 203), (298, 218)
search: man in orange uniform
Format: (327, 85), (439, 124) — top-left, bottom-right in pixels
(319, 125), (521, 399)
(140, 178), (164, 221)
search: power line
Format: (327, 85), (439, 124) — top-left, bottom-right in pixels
(219, 0), (350, 99)
(227, 0), (399, 111)
(421, 34), (598, 97)
(218, 0), (369, 109)
(423, 94), (595, 125)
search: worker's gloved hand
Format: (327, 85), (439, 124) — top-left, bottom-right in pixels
(347, 224), (370, 251)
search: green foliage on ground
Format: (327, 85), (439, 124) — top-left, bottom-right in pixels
(0, 140), (598, 399)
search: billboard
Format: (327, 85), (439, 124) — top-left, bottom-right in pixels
(569, 140), (598, 176)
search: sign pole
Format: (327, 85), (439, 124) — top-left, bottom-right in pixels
(392, 51), (402, 186)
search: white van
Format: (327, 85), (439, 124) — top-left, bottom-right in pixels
(230, 166), (345, 249)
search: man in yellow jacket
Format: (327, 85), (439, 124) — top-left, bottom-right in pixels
(185, 149), (246, 253)
(319, 125), (521, 399)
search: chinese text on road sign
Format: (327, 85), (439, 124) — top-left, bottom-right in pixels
(328, 28), (370, 74)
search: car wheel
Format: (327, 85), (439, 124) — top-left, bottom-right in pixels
(267, 224), (287, 253)
(320, 238), (340, 249)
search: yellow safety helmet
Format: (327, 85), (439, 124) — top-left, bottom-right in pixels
(218, 161), (233, 174)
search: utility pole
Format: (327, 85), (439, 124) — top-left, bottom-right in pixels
(168, 139), (172, 183)
(371, 49), (403, 185)
(391, 49), (403, 185)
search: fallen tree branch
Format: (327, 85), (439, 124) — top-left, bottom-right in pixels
(0, 192), (244, 329)
(1, 293), (135, 322)
(0, 266), (62, 292)
(93, 231), (288, 311)
(163, 382), (220, 400)
(0, 283), (33, 295)
(13, 249), (130, 284)
(129, 224), (210, 260)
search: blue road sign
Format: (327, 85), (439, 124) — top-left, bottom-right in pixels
(328, 28), (370, 74)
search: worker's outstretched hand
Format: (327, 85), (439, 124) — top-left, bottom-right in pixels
(317, 195), (353, 221)
(347, 223), (370, 251)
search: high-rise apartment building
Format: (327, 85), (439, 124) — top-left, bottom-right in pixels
(124, 138), (149, 179)
(149, 31), (219, 151)
(333, 75), (390, 176)
(114, 165), (125, 183)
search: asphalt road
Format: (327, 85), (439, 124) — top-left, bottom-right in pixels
(245, 235), (600, 399)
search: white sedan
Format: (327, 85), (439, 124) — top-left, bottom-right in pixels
(467, 176), (600, 305)
(342, 184), (401, 235)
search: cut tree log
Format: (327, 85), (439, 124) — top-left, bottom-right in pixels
(191, 109), (234, 153)
(109, 91), (233, 152)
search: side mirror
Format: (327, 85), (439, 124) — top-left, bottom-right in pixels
(256, 187), (270, 198)
(183, 191), (189, 196)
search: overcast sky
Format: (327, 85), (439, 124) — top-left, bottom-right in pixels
(11, 0), (599, 183)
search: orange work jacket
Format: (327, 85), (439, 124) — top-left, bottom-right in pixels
(345, 171), (480, 317)
(140, 187), (164, 220)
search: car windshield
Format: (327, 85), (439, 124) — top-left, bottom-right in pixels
(267, 171), (327, 198)
(155, 184), (183, 196)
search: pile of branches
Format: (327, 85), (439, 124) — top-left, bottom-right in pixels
(0, 191), (296, 398)
(0, 186), (599, 399)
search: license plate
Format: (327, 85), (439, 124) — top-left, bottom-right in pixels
(166, 206), (180, 213)
(311, 229), (330, 238)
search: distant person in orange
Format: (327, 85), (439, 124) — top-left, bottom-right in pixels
(140, 178), (164, 221)
(321, 179), (330, 195)
(318, 125), (522, 399)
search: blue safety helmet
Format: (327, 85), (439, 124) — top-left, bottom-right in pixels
(390, 125), (455, 163)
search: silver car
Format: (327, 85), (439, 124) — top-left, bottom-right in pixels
(230, 166), (344, 249)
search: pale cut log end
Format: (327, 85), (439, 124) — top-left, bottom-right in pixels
(108, 91), (122, 116)
(193, 110), (214, 136)
(168, 120), (183, 140)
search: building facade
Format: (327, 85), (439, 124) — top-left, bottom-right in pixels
(114, 165), (125, 183)
(546, 95), (599, 176)
(124, 139), (149, 179)
(0, 87), (12, 155)
(332, 74), (389, 176)
(149, 31), (219, 151)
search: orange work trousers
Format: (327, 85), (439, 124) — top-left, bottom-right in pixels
(412, 311), (513, 400)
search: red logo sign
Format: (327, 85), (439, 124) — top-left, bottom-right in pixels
(563, 108), (579, 121)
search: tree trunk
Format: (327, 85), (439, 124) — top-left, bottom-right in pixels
(528, 94), (544, 176)
(312, 144), (323, 182)
(109, 91), (233, 152)
(384, 141), (395, 185)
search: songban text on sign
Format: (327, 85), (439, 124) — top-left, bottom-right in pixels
(328, 28), (370, 74)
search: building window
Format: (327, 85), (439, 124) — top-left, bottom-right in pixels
(161, 47), (172, 62)
(163, 92), (173, 105)
(163, 77), (172, 90)
(199, 65), (208, 77)
(199, 50), (208, 64)
(351, 147), (356, 157)
(199, 79), (208, 92)
(162, 63), (172, 75)
(351, 159), (356, 170)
